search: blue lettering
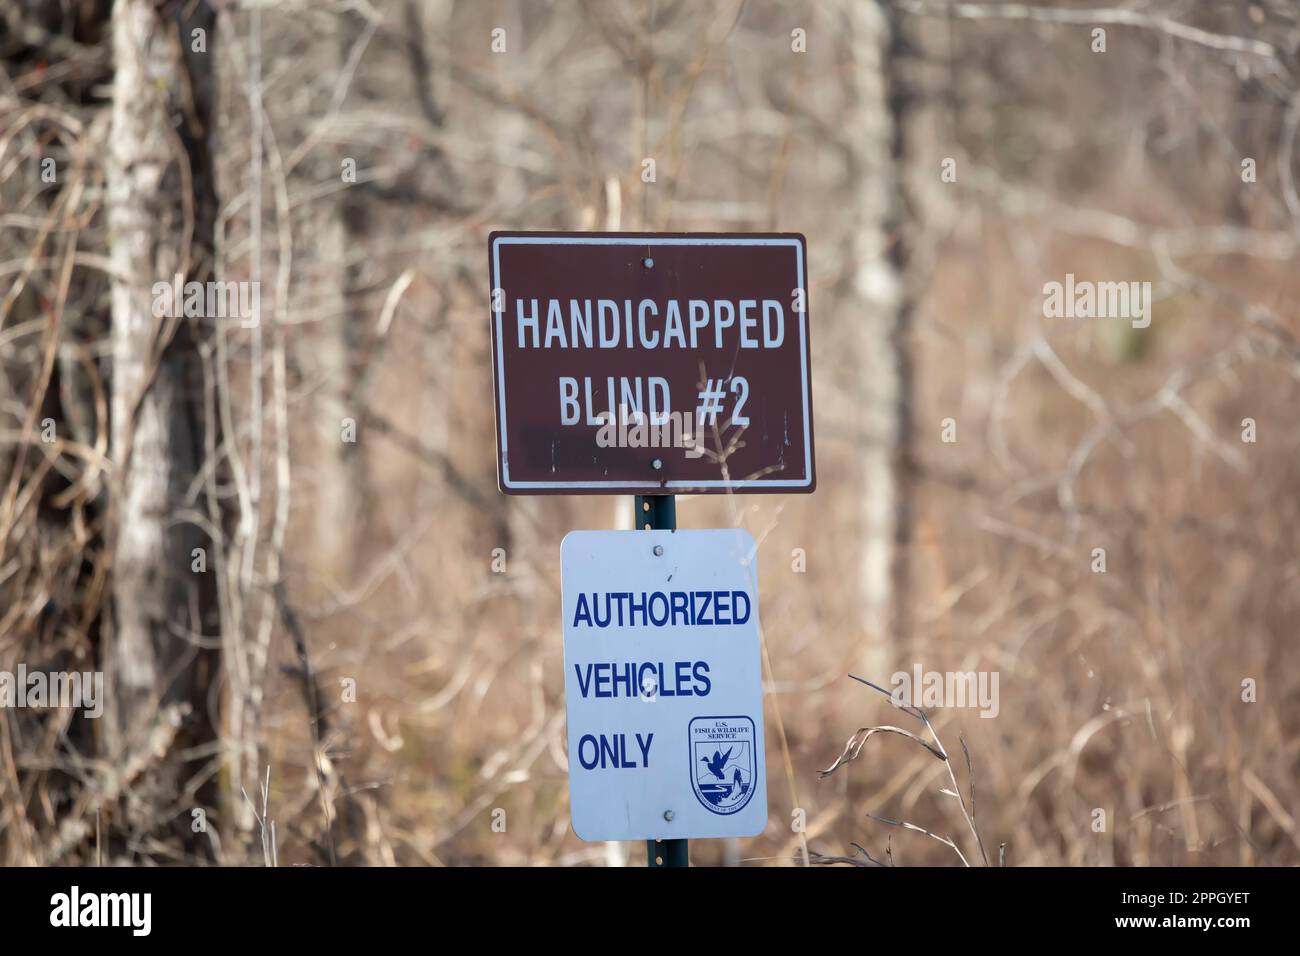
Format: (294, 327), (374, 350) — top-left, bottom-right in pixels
(611, 662), (633, 697)
(638, 663), (659, 698)
(649, 591), (669, 626)
(578, 734), (599, 769)
(670, 591), (689, 626)
(593, 593), (611, 627)
(572, 592), (755, 627)
(628, 591), (647, 627)
(732, 590), (750, 624)
(577, 733), (656, 769)
(658, 661), (675, 697)
(573, 594), (592, 628)
(675, 660), (692, 695)
(696, 591), (713, 625)
(693, 661), (711, 696)
(714, 590), (730, 624)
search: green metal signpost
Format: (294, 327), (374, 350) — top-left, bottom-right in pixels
(635, 493), (689, 869)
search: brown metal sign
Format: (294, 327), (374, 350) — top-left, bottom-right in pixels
(488, 232), (815, 495)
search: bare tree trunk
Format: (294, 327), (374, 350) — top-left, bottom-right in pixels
(105, 0), (221, 849)
(406, 0), (455, 522)
(312, 202), (369, 579)
(845, 0), (911, 679)
(496, 77), (546, 599)
(313, 9), (368, 578)
(884, 4), (918, 655)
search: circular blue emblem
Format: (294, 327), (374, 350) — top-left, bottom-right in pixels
(689, 716), (758, 815)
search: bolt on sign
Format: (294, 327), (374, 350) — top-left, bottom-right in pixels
(488, 232), (816, 494)
(561, 528), (768, 841)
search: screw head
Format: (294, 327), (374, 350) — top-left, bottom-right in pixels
(653, 545), (664, 557)
(651, 458), (663, 470)
(643, 257), (654, 268)
(663, 810), (674, 821)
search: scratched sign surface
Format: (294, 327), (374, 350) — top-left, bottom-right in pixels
(488, 233), (815, 494)
(561, 529), (768, 841)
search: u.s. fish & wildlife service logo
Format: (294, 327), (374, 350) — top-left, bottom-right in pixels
(689, 716), (757, 815)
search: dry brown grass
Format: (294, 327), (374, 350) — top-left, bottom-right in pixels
(2, 0), (1298, 867)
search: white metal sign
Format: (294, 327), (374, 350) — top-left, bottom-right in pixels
(561, 528), (768, 842)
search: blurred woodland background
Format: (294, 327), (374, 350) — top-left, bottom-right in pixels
(1, 0), (1299, 866)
